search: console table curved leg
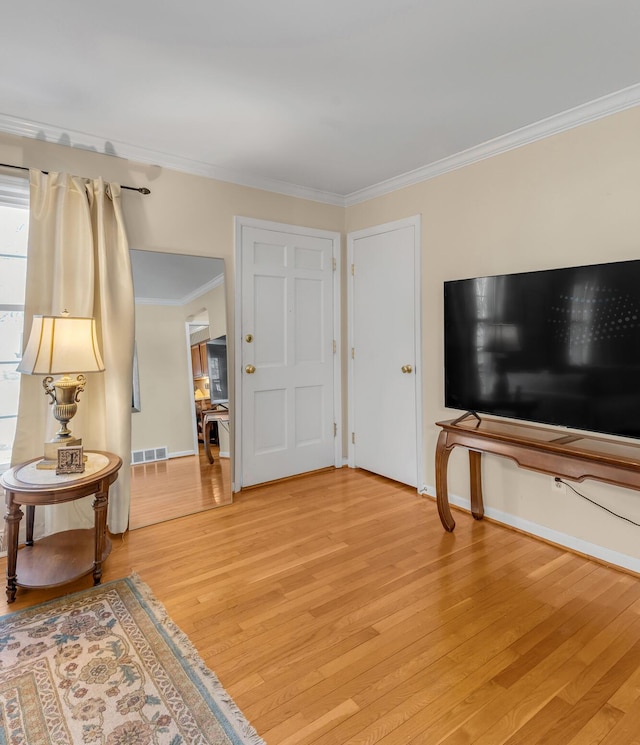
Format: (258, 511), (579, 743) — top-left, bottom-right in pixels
(469, 450), (484, 520)
(5, 497), (22, 603)
(435, 431), (456, 532)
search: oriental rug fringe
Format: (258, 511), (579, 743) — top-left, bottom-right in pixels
(0, 574), (265, 745)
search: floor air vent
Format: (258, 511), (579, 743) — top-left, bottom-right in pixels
(131, 447), (168, 465)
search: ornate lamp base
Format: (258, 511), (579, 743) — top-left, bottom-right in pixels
(36, 373), (86, 469)
(37, 436), (83, 470)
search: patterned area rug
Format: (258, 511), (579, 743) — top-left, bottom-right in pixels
(0, 574), (265, 745)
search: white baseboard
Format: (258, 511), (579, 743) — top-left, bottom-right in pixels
(167, 450), (196, 459)
(420, 484), (640, 575)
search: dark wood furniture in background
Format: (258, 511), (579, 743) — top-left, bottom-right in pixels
(435, 415), (640, 532)
(2, 451), (122, 602)
(191, 341), (209, 379)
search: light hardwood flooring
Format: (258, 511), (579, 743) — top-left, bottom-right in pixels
(129, 444), (232, 529)
(3, 466), (640, 744)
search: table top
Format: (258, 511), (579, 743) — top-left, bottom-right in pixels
(436, 416), (640, 468)
(1, 451), (122, 493)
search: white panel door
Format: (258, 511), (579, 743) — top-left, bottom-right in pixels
(240, 223), (337, 487)
(349, 218), (421, 487)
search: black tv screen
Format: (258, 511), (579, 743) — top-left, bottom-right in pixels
(444, 260), (640, 439)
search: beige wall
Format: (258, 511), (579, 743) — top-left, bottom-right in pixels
(184, 281), (227, 341)
(132, 304), (194, 455)
(5, 107), (640, 563)
(346, 105), (640, 563)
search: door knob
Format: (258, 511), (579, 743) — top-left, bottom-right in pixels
(401, 364), (413, 374)
(245, 334), (254, 343)
(245, 364), (256, 374)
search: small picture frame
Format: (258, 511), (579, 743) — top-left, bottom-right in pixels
(57, 445), (85, 475)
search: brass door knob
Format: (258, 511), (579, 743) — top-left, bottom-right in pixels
(245, 364), (256, 374)
(401, 364), (413, 374)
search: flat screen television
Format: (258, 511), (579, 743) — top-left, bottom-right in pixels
(444, 260), (640, 439)
(206, 335), (228, 405)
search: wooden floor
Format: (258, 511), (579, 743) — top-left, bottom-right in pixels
(3, 467), (640, 744)
(129, 444), (232, 528)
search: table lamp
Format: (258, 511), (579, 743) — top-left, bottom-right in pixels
(17, 312), (105, 469)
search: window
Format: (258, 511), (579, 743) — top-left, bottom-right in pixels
(0, 175), (29, 470)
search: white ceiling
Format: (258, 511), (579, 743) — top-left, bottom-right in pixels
(2, 1), (640, 203)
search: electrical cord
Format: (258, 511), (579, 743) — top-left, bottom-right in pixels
(556, 477), (640, 527)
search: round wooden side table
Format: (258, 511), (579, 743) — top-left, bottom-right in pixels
(1, 451), (122, 603)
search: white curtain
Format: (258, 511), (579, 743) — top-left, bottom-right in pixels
(12, 170), (134, 534)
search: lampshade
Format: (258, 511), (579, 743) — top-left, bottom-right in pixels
(18, 315), (105, 375)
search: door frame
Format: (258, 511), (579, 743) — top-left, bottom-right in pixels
(234, 216), (342, 490)
(347, 215), (424, 488)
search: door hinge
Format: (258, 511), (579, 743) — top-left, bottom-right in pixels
(351, 347), (355, 359)
(352, 432), (355, 444)
(333, 339), (336, 354)
(332, 257), (337, 271)
(334, 422), (337, 437)
(351, 263), (355, 276)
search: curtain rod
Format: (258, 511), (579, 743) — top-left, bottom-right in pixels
(0, 163), (151, 195)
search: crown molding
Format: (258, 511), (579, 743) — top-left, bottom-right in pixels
(344, 83), (640, 206)
(134, 296), (184, 306)
(0, 113), (345, 207)
(2, 82), (639, 210)
(180, 273), (224, 305)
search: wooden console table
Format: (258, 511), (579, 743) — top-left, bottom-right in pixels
(2, 451), (122, 602)
(435, 416), (640, 532)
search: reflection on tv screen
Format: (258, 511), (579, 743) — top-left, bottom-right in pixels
(444, 260), (640, 438)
